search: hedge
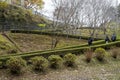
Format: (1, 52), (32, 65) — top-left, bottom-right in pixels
(10, 29), (102, 40)
(0, 39), (105, 60)
(0, 40), (120, 63)
(59, 40), (105, 49)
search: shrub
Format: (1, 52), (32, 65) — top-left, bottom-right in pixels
(48, 55), (63, 69)
(7, 49), (18, 54)
(95, 48), (106, 61)
(31, 56), (48, 72)
(6, 57), (26, 75)
(0, 61), (3, 68)
(111, 48), (119, 59)
(63, 53), (77, 67)
(0, 2), (8, 9)
(85, 48), (93, 63)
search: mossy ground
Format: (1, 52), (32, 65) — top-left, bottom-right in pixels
(0, 34), (17, 55)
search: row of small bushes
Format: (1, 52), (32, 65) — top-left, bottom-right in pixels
(10, 29), (102, 40)
(0, 40), (120, 63)
(5, 53), (76, 75)
(85, 48), (106, 62)
(85, 47), (120, 63)
(5, 47), (120, 75)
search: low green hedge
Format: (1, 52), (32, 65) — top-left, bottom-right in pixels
(91, 41), (120, 50)
(59, 40), (105, 49)
(21, 41), (120, 58)
(0, 40), (105, 61)
(0, 40), (120, 63)
(10, 29), (102, 40)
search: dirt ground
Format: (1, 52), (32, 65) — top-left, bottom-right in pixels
(9, 33), (86, 52)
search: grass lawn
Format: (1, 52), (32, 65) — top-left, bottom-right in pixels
(9, 33), (87, 52)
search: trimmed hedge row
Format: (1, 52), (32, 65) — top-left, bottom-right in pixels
(0, 40), (120, 63)
(59, 40), (105, 49)
(10, 29), (102, 40)
(1, 39), (113, 57)
(0, 40), (105, 60)
(20, 41), (120, 58)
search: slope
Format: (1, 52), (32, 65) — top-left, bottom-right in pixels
(0, 34), (17, 55)
(0, 2), (50, 30)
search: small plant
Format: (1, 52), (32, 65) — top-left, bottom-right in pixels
(0, 2), (8, 9)
(0, 61), (3, 68)
(95, 48), (106, 61)
(31, 56), (49, 72)
(63, 53), (77, 67)
(111, 48), (119, 59)
(6, 57), (26, 75)
(85, 48), (93, 63)
(48, 55), (63, 69)
(7, 49), (18, 54)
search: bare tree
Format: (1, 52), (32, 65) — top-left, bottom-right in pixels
(50, 0), (85, 48)
(50, 0), (115, 48)
(98, 0), (114, 35)
(81, 0), (113, 38)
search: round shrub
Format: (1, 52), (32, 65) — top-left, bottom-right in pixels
(48, 55), (63, 69)
(0, 2), (8, 9)
(111, 48), (119, 59)
(95, 48), (106, 61)
(31, 56), (48, 72)
(6, 57), (26, 75)
(63, 53), (77, 67)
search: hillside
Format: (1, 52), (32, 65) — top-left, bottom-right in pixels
(8, 33), (86, 52)
(0, 1), (120, 80)
(0, 49), (120, 80)
(0, 34), (17, 55)
(0, 2), (50, 30)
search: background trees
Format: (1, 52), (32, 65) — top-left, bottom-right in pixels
(51, 0), (120, 38)
(50, 0), (85, 48)
(1, 0), (120, 37)
(118, 4), (120, 17)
